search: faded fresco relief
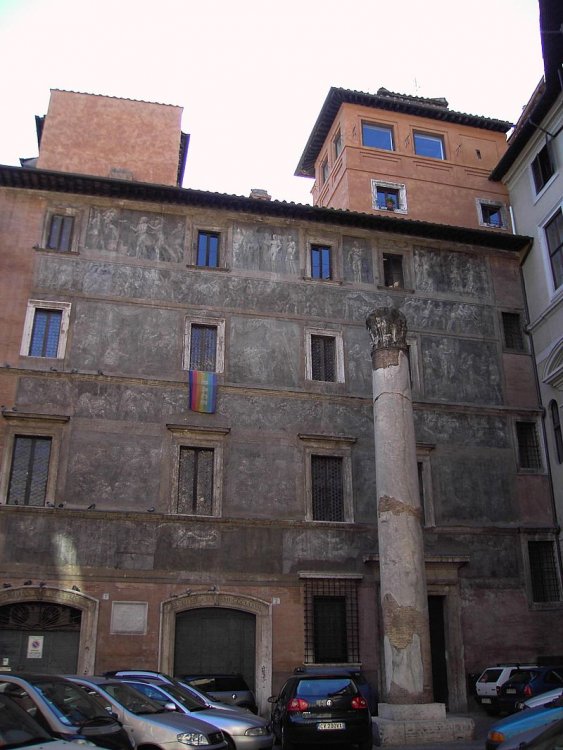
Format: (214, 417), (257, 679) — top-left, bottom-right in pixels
(85, 207), (185, 262)
(422, 336), (502, 405)
(343, 237), (373, 284)
(402, 297), (495, 336)
(414, 247), (491, 298)
(232, 224), (300, 274)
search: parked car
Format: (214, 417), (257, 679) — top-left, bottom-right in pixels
(268, 671), (373, 750)
(176, 675), (258, 714)
(520, 688), (563, 711)
(475, 665), (537, 715)
(292, 666), (378, 714)
(0, 692), (97, 750)
(486, 696), (563, 750)
(0, 674), (132, 750)
(497, 717), (563, 750)
(104, 671), (248, 714)
(121, 678), (273, 750)
(68, 676), (227, 750)
(496, 668), (563, 714)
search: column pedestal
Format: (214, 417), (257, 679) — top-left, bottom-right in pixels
(375, 703), (474, 745)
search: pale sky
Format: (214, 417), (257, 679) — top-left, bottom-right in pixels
(0, 0), (544, 205)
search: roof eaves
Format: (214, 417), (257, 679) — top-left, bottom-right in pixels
(0, 164), (531, 253)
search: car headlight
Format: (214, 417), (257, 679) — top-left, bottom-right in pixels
(177, 731), (210, 746)
(244, 726), (268, 736)
(488, 731), (506, 744)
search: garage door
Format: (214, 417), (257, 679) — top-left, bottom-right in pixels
(0, 602), (81, 673)
(174, 607), (256, 690)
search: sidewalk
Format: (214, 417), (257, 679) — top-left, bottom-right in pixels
(378, 709), (494, 750)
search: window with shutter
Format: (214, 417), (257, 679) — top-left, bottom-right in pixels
(311, 455), (344, 521)
(7, 436), (52, 506)
(177, 446), (214, 515)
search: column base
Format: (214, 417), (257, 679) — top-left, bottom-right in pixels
(374, 703), (475, 745)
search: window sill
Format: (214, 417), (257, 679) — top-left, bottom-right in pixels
(186, 264), (230, 272)
(376, 284), (414, 293)
(303, 277), (343, 285)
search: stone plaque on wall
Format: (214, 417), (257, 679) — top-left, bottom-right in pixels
(110, 601), (148, 634)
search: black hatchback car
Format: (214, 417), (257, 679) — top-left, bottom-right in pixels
(268, 672), (373, 750)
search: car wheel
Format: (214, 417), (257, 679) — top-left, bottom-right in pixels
(281, 726), (294, 750)
(224, 736), (236, 750)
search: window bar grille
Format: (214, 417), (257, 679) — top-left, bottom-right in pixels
(528, 541), (561, 602)
(303, 578), (359, 664)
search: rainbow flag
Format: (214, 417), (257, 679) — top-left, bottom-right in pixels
(188, 370), (217, 413)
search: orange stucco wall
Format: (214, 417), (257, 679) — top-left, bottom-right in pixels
(36, 90), (183, 186)
(313, 103), (511, 230)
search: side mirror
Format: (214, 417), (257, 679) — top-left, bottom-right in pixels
(267, 696), (277, 703)
(164, 702), (177, 712)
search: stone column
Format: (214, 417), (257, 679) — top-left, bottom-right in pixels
(366, 307), (433, 705)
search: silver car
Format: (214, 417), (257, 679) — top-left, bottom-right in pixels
(68, 676), (227, 750)
(121, 679), (273, 750)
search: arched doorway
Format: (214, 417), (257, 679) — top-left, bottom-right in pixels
(0, 586), (98, 674)
(174, 607), (255, 689)
(0, 601), (81, 672)
(161, 592), (271, 714)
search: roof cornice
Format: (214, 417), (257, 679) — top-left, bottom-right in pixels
(0, 164), (531, 252)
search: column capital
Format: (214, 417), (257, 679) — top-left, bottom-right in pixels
(366, 307), (408, 369)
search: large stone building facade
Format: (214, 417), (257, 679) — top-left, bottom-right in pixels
(0, 87), (561, 716)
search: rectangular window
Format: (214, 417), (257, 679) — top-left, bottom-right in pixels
(516, 421), (542, 471)
(189, 324), (217, 371)
(532, 143), (555, 193)
(481, 203), (505, 228)
(321, 158), (329, 186)
(7, 435), (52, 506)
(383, 253), (404, 288)
(303, 578), (359, 664)
(29, 309), (63, 357)
(414, 132), (445, 160)
(47, 214), (74, 251)
(545, 210), (563, 290)
(197, 231), (219, 268)
(311, 335), (336, 382)
(502, 312), (525, 351)
(528, 541), (561, 602)
(311, 455), (344, 521)
(362, 122), (394, 151)
(177, 446), (214, 515)
(310, 244), (332, 280)
(550, 401), (563, 464)
(377, 186), (400, 211)
(333, 130), (343, 160)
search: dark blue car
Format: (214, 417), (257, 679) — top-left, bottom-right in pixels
(496, 667), (563, 714)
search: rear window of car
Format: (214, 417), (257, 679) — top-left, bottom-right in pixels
(479, 669), (503, 682)
(508, 670), (537, 684)
(295, 678), (355, 697)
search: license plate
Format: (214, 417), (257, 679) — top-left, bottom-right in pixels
(481, 698), (492, 704)
(506, 689), (516, 694)
(318, 722), (345, 731)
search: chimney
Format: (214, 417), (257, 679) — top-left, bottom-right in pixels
(249, 188), (271, 201)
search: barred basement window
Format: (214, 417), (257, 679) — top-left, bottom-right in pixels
(311, 455), (344, 521)
(502, 312), (525, 351)
(528, 541), (562, 602)
(311, 335), (336, 382)
(177, 446), (214, 515)
(303, 578), (360, 664)
(7, 435), (52, 506)
(516, 421), (542, 471)
(0, 602), (81, 631)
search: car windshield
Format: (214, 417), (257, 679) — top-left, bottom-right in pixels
(295, 678), (355, 697)
(31, 679), (110, 726)
(126, 681), (204, 712)
(101, 682), (165, 715)
(0, 694), (53, 749)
